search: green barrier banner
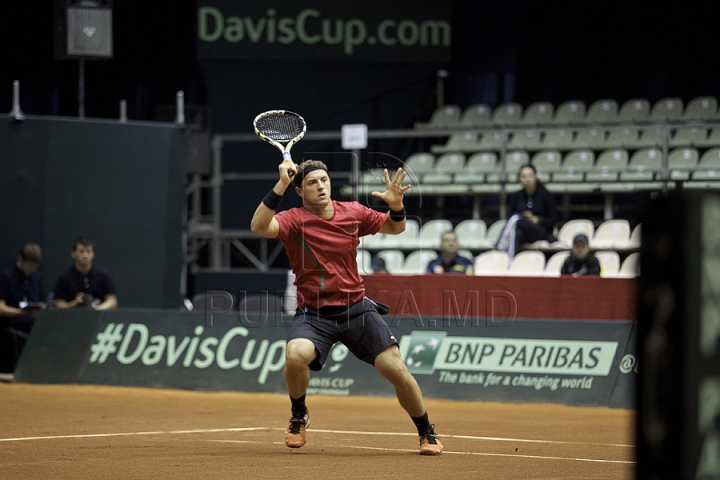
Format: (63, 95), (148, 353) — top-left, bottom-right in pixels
(16, 309), (633, 407)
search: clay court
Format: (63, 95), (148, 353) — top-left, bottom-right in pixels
(1, 383), (635, 479)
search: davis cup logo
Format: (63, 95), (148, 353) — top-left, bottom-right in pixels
(400, 331), (447, 374)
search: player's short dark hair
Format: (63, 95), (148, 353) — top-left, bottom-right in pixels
(294, 160), (329, 188)
(19, 243), (42, 263)
(72, 236), (94, 251)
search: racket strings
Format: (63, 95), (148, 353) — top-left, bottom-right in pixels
(256, 116), (304, 143)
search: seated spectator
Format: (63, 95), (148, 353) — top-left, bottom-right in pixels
(0, 243), (44, 376)
(371, 256), (389, 275)
(496, 164), (557, 258)
(425, 231), (473, 275)
(54, 236), (117, 310)
(561, 234), (601, 276)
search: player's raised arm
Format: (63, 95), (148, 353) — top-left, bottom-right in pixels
(373, 168), (411, 234)
(251, 157), (297, 238)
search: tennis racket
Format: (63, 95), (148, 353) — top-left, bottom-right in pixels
(253, 110), (306, 177)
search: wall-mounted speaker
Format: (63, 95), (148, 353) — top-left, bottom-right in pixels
(55, 1), (113, 60)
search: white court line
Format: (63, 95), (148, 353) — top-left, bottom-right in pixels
(0, 427), (634, 457)
(208, 439), (635, 465)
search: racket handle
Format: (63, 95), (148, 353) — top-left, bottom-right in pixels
(288, 170), (295, 178)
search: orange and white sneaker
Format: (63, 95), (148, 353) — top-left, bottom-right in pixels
(285, 410), (310, 448)
(419, 429), (443, 456)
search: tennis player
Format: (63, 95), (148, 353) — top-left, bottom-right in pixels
(250, 157), (443, 455)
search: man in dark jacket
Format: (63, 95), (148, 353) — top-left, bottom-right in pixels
(561, 234), (601, 276)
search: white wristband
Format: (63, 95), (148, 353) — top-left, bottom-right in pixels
(283, 152), (292, 160)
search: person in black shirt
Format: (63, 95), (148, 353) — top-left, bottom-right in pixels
(54, 236), (117, 310)
(561, 234), (601, 276)
(496, 164), (558, 257)
(0, 243), (44, 375)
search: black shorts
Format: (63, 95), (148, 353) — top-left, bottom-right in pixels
(286, 297), (398, 372)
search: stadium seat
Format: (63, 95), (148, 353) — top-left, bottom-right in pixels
(414, 105), (462, 129)
(461, 104), (493, 127)
(398, 250), (438, 275)
(415, 219), (454, 249)
(691, 148), (720, 182)
(650, 97), (684, 123)
(585, 148), (628, 182)
(668, 147), (699, 181)
(586, 99), (619, 124)
(486, 151), (528, 183)
(704, 128), (720, 147)
(492, 103), (523, 126)
(621, 147), (663, 182)
(556, 219), (595, 246)
(551, 100), (586, 125)
(434, 153), (467, 174)
(454, 219), (488, 249)
(541, 129), (574, 150)
(458, 249), (474, 261)
(430, 132), (479, 154)
(628, 224), (642, 249)
(404, 153), (436, 181)
(617, 252), (640, 278)
(455, 152), (498, 184)
(507, 130), (543, 150)
(592, 219), (631, 249)
(574, 128), (606, 149)
(521, 101), (554, 125)
(478, 219), (507, 249)
(507, 250), (546, 276)
(531, 150), (563, 183)
(356, 249), (372, 275)
(551, 149), (595, 186)
(380, 218), (420, 249)
(359, 231), (386, 250)
(376, 249), (405, 274)
(476, 130), (508, 151)
(670, 127), (707, 147)
(617, 98), (651, 123)
(683, 96), (718, 122)
(635, 129), (663, 148)
(605, 128), (639, 148)
(595, 250), (621, 277)
(473, 250), (510, 276)
(544, 251), (570, 277)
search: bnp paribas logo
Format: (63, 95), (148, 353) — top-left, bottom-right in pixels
(399, 331), (447, 374)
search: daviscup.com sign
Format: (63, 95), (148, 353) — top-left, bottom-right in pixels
(196, 0), (452, 62)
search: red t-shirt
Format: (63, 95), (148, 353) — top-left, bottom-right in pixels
(275, 200), (387, 308)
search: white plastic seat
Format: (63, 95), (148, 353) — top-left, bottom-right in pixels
(650, 97), (684, 123)
(683, 96), (718, 122)
(492, 103), (523, 126)
(521, 101), (554, 125)
(434, 153), (467, 173)
(556, 220), (595, 247)
(670, 127), (707, 147)
(414, 219), (454, 249)
(473, 250), (510, 276)
(585, 148), (628, 182)
(507, 130), (543, 150)
(376, 250), (405, 274)
(551, 100), (586, 125)
(542, 129), (575, 149)
(461, 104), (493, 127)
(622, 148), (662, 182)
(359, 232), (386, 250)
(628, 224), (641, 249)
(586, 99), (618, 124)
(414, 105), (462, 129)
(454, 219), (488, 249)
(507, 250), (546, 277)
(478, 219), (507, 249)
(544, 251), (570, 277)
(430, 133), (478, 154)
(595, 250), (621, 278)
(617, 252), (640, 278)
(618, 98), (651, 123)
(668, 147), (699, 181)
(381, 219), (421, 249)
(455, 152), (498, 184)
(574, 128), (606, 149)
(691, 148), (720, 181)
(486, 151), (528, 183)
(398, 250), (438, 275)
(356, 249), (372, 275)
(592, 220), (631, 249)
(404, 153), (436, 180)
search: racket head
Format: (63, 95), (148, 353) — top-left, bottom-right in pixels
(253, 110), (307, 153)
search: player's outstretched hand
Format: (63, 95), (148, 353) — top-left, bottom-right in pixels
(371, 168), (411, 209)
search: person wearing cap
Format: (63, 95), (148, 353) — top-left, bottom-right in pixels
(0, 243), (44, 376)
(251, 158), (443, 455)
(561, 233), (601, 276)
(371, 255), (389, 274)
